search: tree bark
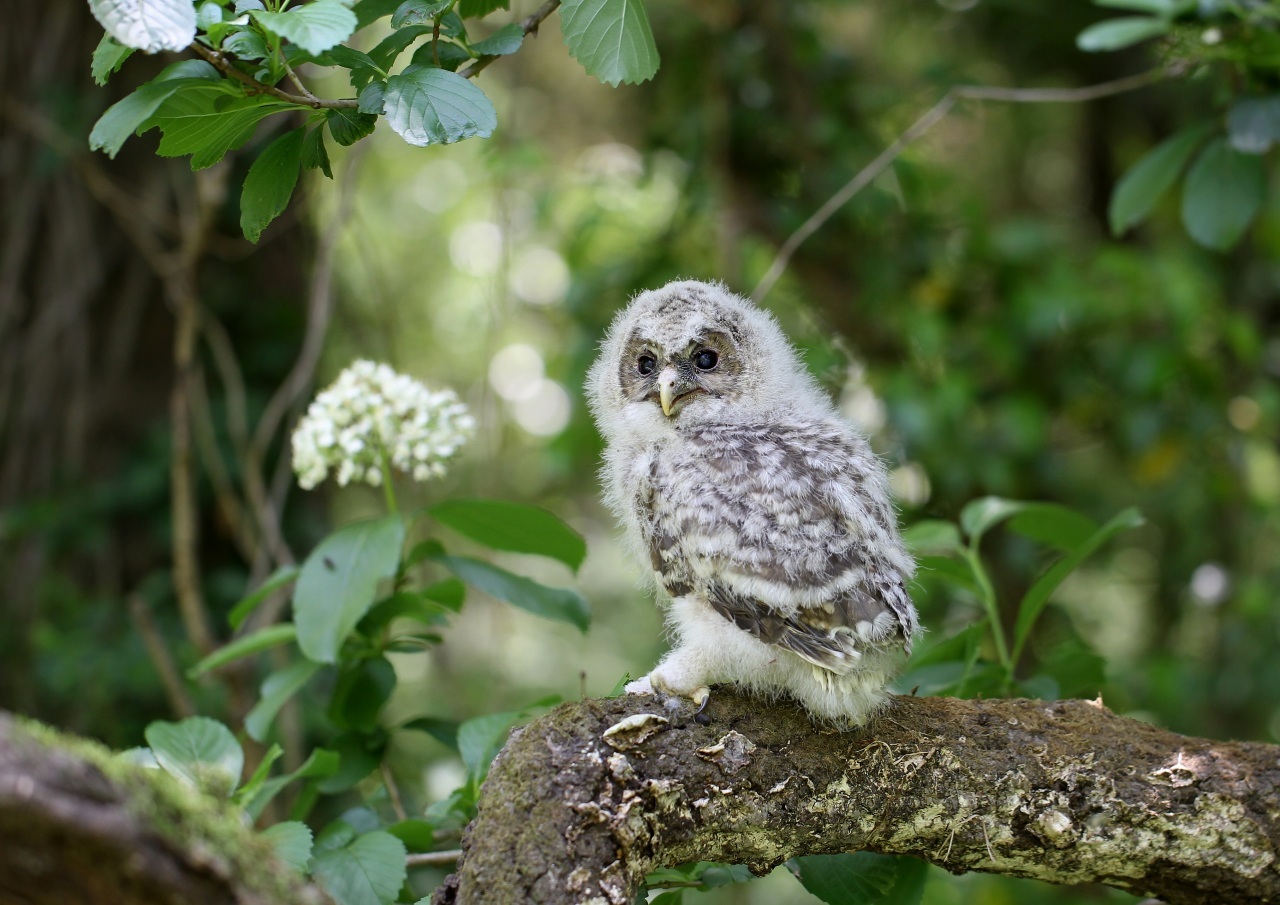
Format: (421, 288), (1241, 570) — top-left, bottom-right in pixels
(435, 691), (1280, 904)
(0, 713), (326, 905)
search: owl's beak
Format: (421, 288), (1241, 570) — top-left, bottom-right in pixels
(657, 368), (684, 417)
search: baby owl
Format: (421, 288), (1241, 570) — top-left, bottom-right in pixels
(587, 280), (918, 726)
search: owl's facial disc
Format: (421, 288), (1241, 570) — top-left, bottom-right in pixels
(618, 327), (740, 418)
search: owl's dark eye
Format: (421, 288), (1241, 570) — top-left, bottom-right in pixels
(693, 349), (718, 371)
(637, 354), (657, 376)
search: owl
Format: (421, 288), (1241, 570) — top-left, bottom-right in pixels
(586, 280), (918, 726)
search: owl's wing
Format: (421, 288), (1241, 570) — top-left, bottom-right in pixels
(647, 421), (916, 676)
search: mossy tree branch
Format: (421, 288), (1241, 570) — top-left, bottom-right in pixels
(0, 713), (326, 905)
(435, 692), (1280, 904)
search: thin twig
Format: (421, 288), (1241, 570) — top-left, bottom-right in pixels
(190, 43), (354, 109)
(382, 762), (409, 822)
(128, 594), (196, 717)
(406, 850), (463, 868)
(280, 55), (320, 104)
(750, 65), (1181, 303)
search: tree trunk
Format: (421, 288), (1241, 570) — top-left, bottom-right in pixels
(436, 691), (1280, 904)
(0, 713), (326, 905)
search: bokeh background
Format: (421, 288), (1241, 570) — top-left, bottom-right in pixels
(3, 0), (1279, 902)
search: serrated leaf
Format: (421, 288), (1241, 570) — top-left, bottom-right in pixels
(253, 0), (358, 55)
(959, 497), (1031, 544)
(88, 64), (220, 158)
(91, 34), (134, 85)
(262, 821), (314, 872)
(901, 520), (962, 554)
(89, 0), (196, 53)
(440, 555), (589, 631)
(1181, 137), (1266, 250)
(457, 710), (523, 783)
(145, 716), (244, 794)
(241, 126), (305, 243)
(357, 80), (387, 114)
(189, 622), (298, 678)
(459, 0), (508, 16)
(312, 831), (407, 905)
(301, 126), (333, 178)
(1227, 96), (1280, 154)
(428, 499), (586, 571)
(1011, 507), (1143, 662)
(392, 0), (452, 27)
(293, 514), (406, 664)
(245, 659), (323, 742)
(559, 0), (659, 86)
(327, 107), (378, 145)
(147, 87), (298, 170)
(383, 65), (497, 146)
(1108, 122), (1213, 235)
(471, 22), (523, 55)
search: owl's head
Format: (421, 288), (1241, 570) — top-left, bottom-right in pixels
(587, 280), (828, 438)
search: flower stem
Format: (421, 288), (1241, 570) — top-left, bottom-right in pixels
(380, 450), (399, 516)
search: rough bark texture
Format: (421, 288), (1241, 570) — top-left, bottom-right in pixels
(0, 714), (327, 905)
(436, 691), (1280, 904)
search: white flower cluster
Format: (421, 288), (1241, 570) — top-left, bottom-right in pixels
(291, 360), (475, 490)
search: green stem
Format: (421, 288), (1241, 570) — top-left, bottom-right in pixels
(963, 547), (1013, 681)
(380, 450), (399, 517)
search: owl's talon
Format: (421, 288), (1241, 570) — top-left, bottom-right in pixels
(692, 686), (710, 711)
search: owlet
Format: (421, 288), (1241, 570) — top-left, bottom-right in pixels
(586, 280), (918, 726)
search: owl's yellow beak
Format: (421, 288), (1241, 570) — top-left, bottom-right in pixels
(657, 368), (681, 417)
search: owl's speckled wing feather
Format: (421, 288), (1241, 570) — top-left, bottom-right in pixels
(640, 418), (917, 675)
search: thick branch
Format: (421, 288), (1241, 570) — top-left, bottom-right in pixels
(436, 692), (1280, 904)
(0, 713), (326, 905)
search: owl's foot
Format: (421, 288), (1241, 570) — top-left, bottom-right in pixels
(626, 659), (711, 713)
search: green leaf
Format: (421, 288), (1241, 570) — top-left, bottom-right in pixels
(410, 40), (473, 71)
(327, 108), (379, 146)
(1181, 138), (1266, 250)
(240, 126), (305, 243)
(1229, 96), (1280, 154)
(328, 656), (397, 731)
(385, 818), (435, 852)
(91, 34), (134, 85)
(253, 0), (358, 55)
(457, 710), (523, 783)
(1006, 504), (1099, 552)
(368, 24), (431, 69)
(958, 497), (1030, 545)
(355, 0), (407, 28)
(224, 27), (269, 59)
(145, 716), (244, 794)
(392, 0), (452, 27)
(262, 821), (313, 873)
(471, 23), (523, 55)
(915, 554), (979, 593)
(1011, 507), (1143, 663)
(788, 852), (926, 905)
(440, 555), (590, 631)
(559, 0), (660, 86)
(229, 565), (300, 631)
(1094, 0), (1194, 14)
(1108, 122), (1213, 235)
(318, 731), (387, 793)
(294, 515), (406, 664)
(189, 622), (297, 678)
(383, 65), (497, 146)
(301, 126), (334, 178)
(357, 80), (387, 114)
(458, 0), (509, 16)
(232, 743), (283, 805)
(88, 67), (220, 158)
(243, 747), (340, 820)
(428, 499), (586, 571)
(901, 520), (962, 554)
(401, 715), (459, 750)
(1076, 16), (1169, 52)
(312, 831), (408, 905)
(321, 44), (380, 71)
(147, 87), (298, 170)
(245, 659), (324, 742)
(89, 0), (196, 52)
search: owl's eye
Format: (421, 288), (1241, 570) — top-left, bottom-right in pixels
(693, 349), (718, 371)
(637, 354), (657, 376)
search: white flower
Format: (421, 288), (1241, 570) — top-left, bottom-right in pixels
(291, 360), (474, 490)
